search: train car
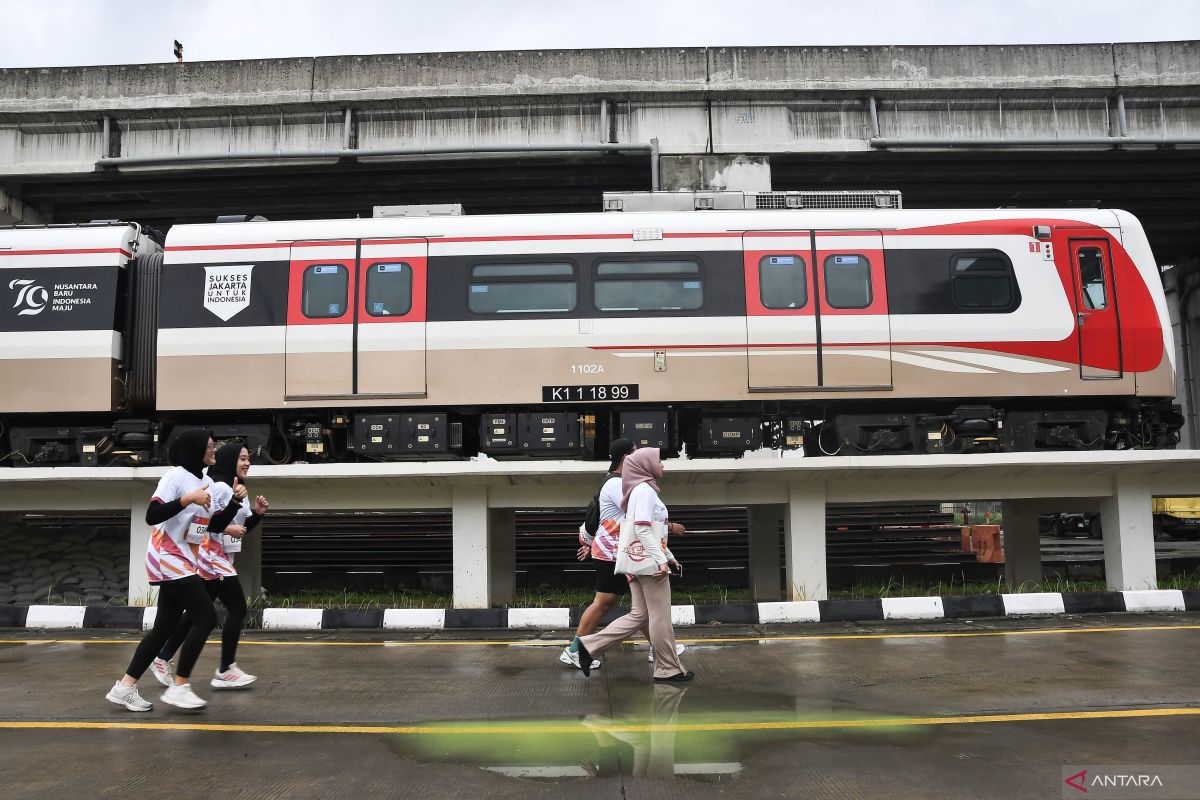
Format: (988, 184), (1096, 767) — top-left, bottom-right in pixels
(0, 191), (1182, 465)
(0, 222), (162, 465)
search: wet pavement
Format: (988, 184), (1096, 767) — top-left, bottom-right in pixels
(1, 613), (1198, 799)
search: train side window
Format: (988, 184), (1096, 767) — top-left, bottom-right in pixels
(1077, 248), (1108, 310)
(302, 264), (349, 318)
(823, 254), (872, 309)
(951, 253), (1014, 309)
(759, 255), (808, 309)
(468, 262), (576, 314)
(366, 262), (412, 317)
(594, 260), (703, 312)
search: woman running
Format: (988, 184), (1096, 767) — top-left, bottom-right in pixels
(105, 429), (219, 711)
(569, 447), (693, 683)
(150, 442), (268, 690)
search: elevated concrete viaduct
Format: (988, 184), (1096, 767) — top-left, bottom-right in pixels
(3, 43), (1200, 591)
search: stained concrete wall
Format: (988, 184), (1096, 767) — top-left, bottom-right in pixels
(2, 42), (1198, 177)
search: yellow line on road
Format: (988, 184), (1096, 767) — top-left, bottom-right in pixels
(1, 623), (1197, 648)
(0, 707), (1196, 736)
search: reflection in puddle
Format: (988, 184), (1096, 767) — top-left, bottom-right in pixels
(384, 684), (918, 785)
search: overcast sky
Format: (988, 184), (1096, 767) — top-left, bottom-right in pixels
(1, 0), (1198, 68)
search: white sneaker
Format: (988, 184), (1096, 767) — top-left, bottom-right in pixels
(648, 642), (687, 662)
(150, 657), (174, 687)
(211, 663), (257, 689)
(558, 646), (601, 671)
(106, 681), (152, 712)
(161, 682), (207, 710)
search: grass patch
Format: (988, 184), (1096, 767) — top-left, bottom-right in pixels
(829, 573), (1200, 599)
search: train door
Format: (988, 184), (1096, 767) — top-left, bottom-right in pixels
(743, 232), (819, 389)
(1069, 238), (1121, 380)
(743, 231), (890, 390)
(813, 230), (891, 388)
(355, 239), (427, 396)
(284, 239), (427, 399)
(285, 240), (356, 398)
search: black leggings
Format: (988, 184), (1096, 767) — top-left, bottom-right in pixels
(125, 576), (217, 681)
(159, 576), (247, 673)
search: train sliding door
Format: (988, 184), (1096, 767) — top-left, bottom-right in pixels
(813, 230), (891, 388)
(355, 239), (427, 397)
(1069, 238), (1121, 380)
(743, 232), (819, 390)
(284, 238), (427, 399)
(744, 230), (891, 390)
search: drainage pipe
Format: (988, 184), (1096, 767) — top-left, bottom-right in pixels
(867, 96), (880, 139)
(101, 116), (111, 158)
(97, 142), (661, 190)
(870, 135), (1200, 148)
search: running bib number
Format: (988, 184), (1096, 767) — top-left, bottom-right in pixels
(185, 517), (209, 545)
(542, 384), (639, 402)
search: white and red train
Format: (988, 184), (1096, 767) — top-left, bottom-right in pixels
(0, 191), (1182, 465)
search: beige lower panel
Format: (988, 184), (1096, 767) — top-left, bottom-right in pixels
(885, 347), (1135, 399)
(0, 358), (118, 413)
(747, 351), (819, 389)
(286, 352), (352, 397)
(155, 345), (1157, 411)
(821, 351), (893, 388)
(158, 354), (284, 410)
(357, 350), (425, 395)
(1135, 357), (1176, 398)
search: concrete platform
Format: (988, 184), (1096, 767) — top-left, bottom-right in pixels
(2, 613), (1198, 799)
(4, 450), (1200, 606)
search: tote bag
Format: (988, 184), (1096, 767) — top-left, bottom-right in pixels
(613, 519), (666, 576)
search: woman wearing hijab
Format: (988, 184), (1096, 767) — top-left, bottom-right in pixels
(150, 442), (268, 690)
(569, 447), (693, 683)
(105, 429), (220, 711)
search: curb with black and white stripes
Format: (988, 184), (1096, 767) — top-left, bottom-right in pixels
(3, 589), (1197, 631)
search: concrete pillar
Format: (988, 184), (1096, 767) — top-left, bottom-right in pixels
(126, 488), (154, 606)
(748, 504), (784, 601)
(0, 189), (45, 226)
(1001, 501), (1042, 589)
(783, 481), (827, 601)
(1100, 474), (1157, 590)
(238, 518), (264, 603)
(452, 485), (495, 608)
(487, 508), (516, 606)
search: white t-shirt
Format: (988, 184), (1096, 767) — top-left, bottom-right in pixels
(627, 481), (673, 565)
(145, 466), (207, 583)
(212, 482), (252, 554)
(598, 475), (625, 524)
(626, 482), (668, 526)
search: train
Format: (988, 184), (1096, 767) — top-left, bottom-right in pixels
(0, 190), (1182, 466)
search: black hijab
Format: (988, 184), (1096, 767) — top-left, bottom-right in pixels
(206, 442), (244, 488)
(168, 429), (211, 479)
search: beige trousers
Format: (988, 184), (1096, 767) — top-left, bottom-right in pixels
(579, 573), (685, 679)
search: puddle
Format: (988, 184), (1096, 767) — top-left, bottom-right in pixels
(382, 684), (924, 784)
